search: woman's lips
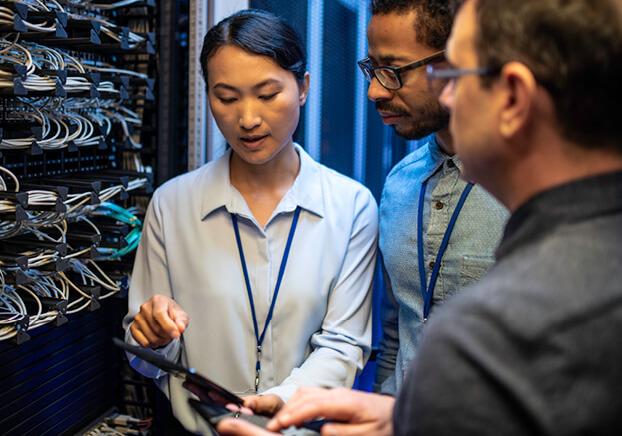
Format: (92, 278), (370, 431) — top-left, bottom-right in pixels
(239, 134), (269, 149)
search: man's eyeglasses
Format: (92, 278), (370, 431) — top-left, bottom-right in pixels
(358, 50), (446, 91)
(425, 64), (500, 96)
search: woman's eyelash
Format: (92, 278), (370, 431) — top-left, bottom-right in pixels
(259, 93), (278, 100)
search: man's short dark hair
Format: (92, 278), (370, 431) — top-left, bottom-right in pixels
(371, 0), (453, 50)
(469, 0), (622, 149)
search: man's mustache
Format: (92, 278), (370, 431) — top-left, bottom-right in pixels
(375, 102), (410, 116)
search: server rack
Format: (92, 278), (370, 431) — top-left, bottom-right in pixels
(0, 1), (188, 434)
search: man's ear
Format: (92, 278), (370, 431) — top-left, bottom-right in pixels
(299, 72), (310, 106)
(498, 62), (538, 139)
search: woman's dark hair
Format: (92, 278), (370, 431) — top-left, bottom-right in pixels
(200, 9), (306, 84)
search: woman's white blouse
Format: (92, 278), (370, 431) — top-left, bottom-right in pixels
(124, 145), (378, 432)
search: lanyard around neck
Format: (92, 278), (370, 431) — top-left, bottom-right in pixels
(231, 206), (302, 392)
(417, 179), (474, 320)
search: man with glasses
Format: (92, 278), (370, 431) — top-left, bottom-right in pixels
(392, 0), (622, 432)
(361, 0), (507, 396)
(218, 0), (622, 435)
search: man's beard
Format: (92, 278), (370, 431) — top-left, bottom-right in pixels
(377, 101), (449, 140)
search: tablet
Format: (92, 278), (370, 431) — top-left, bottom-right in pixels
(112, 337), (243, 407)
(113, 337), (324, 434)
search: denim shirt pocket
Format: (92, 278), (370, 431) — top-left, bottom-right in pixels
(459, 255), (496, 289)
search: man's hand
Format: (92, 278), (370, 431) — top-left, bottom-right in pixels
(218, 387), (395, 436)
(243, 394), (285, 416)
(129, 295), (189, 348)
(269, 387), (394, 436)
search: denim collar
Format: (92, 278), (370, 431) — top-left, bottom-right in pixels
(421, 133), (463, 182)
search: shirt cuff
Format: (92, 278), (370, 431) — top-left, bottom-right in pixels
(124, 326), (181, 379)
(377, 374), (397, 396)
(261, 384), (300, 403)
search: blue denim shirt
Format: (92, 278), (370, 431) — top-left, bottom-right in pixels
(375, 134), (508, 395)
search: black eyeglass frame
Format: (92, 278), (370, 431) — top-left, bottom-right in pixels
(358, 50), (446, 90)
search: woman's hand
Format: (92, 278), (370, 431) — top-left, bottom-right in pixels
(243, 394), (285, 416)
(217, 395), (284, 436)
(130, 295), (189, 348)
(217, 418), (277, 436)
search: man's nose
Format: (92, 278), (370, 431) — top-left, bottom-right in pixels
(367, 77), (394, 102)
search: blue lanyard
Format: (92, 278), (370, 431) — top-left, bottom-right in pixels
(417, 180), (474, 320)
(231, 206), (302, 392)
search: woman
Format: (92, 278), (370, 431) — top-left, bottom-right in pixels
(124, 9), (378, 433)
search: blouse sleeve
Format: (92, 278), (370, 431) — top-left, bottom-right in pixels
(122, 190), (181, 378)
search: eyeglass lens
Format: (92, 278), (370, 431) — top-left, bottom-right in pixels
(375, 69), (400, 89)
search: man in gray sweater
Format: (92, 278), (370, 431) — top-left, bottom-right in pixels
(217, 0), (622, 434)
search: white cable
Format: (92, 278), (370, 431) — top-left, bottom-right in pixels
(82, 65), (148, 80)
(86, 0), (143, 11)
(0, 166), (20, 191)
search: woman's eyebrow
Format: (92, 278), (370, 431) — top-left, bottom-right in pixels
(212, 79), (282, 92)
(212, 83), (239, 92)
(252, 78), (282, 90)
